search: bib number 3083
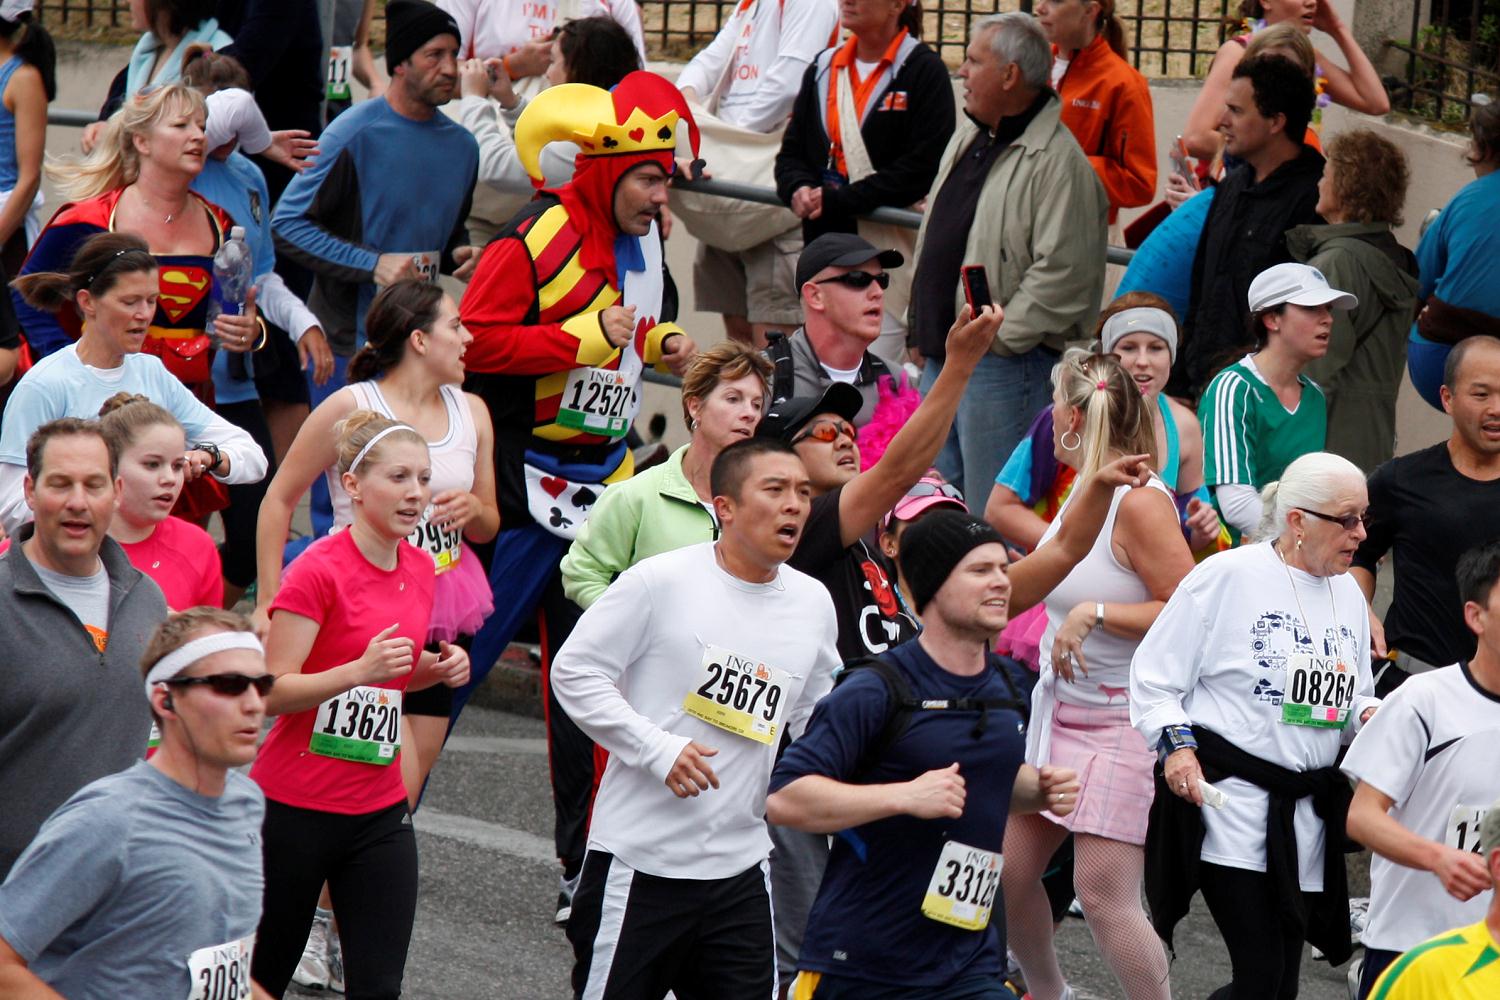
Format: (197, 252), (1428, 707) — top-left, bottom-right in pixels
(1280, 654), (1354, 729)
(1446, 804), (1489, 854)
(681, 645), (791, 745)
(310, 686), (401, 765)
(186, 934), (254, 1000)
(922, 841), (1001, 931)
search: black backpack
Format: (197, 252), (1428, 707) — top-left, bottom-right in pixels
(833, 654), (1031, 781)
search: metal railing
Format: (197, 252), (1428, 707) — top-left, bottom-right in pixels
(1386, 0), (1500, 125)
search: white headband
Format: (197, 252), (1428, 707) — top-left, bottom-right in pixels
(143, 632), (265, 702)
(350, 424), (418, 473)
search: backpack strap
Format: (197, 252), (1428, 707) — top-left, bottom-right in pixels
(764, 329), (796, 405)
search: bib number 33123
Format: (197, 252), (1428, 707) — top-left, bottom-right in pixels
(310, 686), (402, 764)
(681, 645), (791, 745)
(186, 933), (254, 1000)
(922, 841), (1001, 931)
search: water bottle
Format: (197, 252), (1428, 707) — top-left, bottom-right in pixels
(208, 226), (253, 343)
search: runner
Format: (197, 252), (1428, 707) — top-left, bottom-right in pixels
(1131, 451), (1380, 998)
(0, 417), (168, 879)
(767, 510), (1081, 999)
(0, 607), (271, 999)
(98, 392), (223, 611)
(1342, 538), (1500, 996)
(553, 438), (841, 999)
(248, 411), (470, 997)
(1366, 798), (1500, 999)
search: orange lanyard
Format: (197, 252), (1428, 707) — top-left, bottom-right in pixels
(824, 29), (907, 177)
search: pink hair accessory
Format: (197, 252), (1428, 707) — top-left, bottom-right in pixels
(1095, 380), (1109, 391)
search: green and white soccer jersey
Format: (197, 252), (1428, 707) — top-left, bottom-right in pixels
(1199, 356), (1327, 492)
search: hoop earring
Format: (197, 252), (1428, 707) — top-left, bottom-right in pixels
(1060, 430), (1082, 452)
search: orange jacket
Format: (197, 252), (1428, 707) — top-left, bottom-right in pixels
(1053, 35), (1157, 223)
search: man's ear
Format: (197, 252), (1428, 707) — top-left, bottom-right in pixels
(1267, 110), (1288, 138)
(1464, 599), (1486, 639)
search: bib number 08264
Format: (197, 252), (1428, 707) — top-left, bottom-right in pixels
(310, 686), (402, 765)
(681, 645), (792, 745)
(1280, 654), (1355, 729)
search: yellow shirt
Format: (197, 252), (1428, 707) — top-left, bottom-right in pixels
(1370, 919), (1500, 999)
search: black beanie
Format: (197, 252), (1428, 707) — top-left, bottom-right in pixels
(898, 510), (1005, 613)
(385, 0), (461, 75)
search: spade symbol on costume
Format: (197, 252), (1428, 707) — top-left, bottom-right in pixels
(571, 486), (597, 510)
(656, 126), (672, 140)
(549, 508), (573, 529)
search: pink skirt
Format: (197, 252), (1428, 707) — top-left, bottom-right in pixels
(427, 542), (494, 644)
(1042, 702), (1156, 845)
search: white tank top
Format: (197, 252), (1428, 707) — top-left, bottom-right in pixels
(327, 381), (479, 530)
(1037, 476), (1173, 709)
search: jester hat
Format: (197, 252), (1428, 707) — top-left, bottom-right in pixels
(514, 71), (700, 283)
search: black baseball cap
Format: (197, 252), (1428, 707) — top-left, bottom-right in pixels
(756, 382), (864, 442)
(794, 233), (905, 290)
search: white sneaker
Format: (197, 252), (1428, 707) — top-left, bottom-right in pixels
(1065, 896), (1085, 919)
(1349, 896), (1370, 942)
(555, 869), (582, 925)
(326, 917), (345, 994)
(291, 908), (332, 990)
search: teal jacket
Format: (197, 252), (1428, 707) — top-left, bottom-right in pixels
(560, 445), (717, 609)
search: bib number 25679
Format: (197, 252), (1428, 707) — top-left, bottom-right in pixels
(921, 841), (1001, 931)
(310, 686), (401, 765)
(681, 645), (791, 745)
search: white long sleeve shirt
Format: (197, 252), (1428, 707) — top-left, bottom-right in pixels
(551, 541), (840, 879)
(455, 94), (577, 194)
(255, 271), (320, 344)
(436, 0), (645, 65)
(1130, 542), (1378, 890)
(674, 0), (840, 133)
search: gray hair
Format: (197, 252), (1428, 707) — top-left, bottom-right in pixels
(1255, 451), (1365, 543)
(972, 11), (1052, 92)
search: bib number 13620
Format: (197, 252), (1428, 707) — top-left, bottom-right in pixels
(922, 841), (1001, 931)
(681, 645), (791, 745)
(310, 686), (401, 765)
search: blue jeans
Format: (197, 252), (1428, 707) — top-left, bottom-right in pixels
(920, 347), (1058, 510)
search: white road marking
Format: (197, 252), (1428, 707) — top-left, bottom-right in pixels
(414, 809), (557, 865)
(443, 734), (549, 756)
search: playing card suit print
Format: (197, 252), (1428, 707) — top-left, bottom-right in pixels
(549, 507), (573, 529)
(628, 127), (645, 142)
(540, 476), (568, 499)
(571, 486), (597, 510)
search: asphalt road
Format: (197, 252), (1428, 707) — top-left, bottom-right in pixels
(288, 702), (1362, 1000)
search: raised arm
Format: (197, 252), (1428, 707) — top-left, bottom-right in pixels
(1312, 1), (1391, 116)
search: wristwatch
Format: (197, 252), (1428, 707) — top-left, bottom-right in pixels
(1158, 724), (1197, 756)
(192, 441), (224, 475)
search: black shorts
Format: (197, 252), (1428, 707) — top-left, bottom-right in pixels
(403, 683), (453, 718)
(567, 850), (775, 1000)
(253, 319), (310, 405)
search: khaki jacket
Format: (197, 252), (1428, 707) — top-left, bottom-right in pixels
(913, 94), (1108, 357)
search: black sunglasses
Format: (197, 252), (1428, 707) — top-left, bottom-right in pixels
(814, 271), (890, 290)
(165, 673), (276, 696)
(1296, 507), (1370, 531)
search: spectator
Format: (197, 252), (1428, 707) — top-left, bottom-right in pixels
(1177, 54), (1324, 398)
(0, 417), (168, 879)
(0, 0), (52, 277)
(909, 11), (1107, 508)
(1353, 336), (1500, 694)
(1180, 0), (1388, 163)
(876, 474), (968, 614)
(436, 0), (645, 80)
(1197, 261), (1354, 542)
(775, 0), (953, 368)
(1036, 0), (1156, 226)
(1290, 129), (1418, 473)
(766, 233), (903, 426)
(86, 0), (232, 135)
(677, 0), (838, 348)
(1407, 96), (1500, 411)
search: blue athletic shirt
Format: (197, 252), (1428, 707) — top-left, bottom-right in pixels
(768, 638), (1027, 989)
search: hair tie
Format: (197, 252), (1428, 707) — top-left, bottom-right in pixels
(350, 423), (418, 472)
(1095, 380), (1109, 391)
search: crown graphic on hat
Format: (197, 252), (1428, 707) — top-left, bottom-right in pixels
(515, 71), (700, 184)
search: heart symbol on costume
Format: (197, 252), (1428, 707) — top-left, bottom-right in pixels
(541, 476), (567, 499)
(628, 127), (645, 142)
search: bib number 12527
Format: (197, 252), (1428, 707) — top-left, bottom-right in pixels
(310, 686), (401, 765)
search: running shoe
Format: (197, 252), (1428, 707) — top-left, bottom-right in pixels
(555, 868), (582, 925)
(1349, 895), (1370, 944)
(291, 908), (333, 990)
(326, 916), (345, 994)
(1065, 896), (1085, 919)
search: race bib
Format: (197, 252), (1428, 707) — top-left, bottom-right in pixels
(148, 721), (161, 751)
(408, 505), (462, 574)
(557, 366), (636, 438)
(682, 645), (791, 745)
(1280, 653), (1355, 729)
(186, 934), (254, 1000)
(382, 251), (439, 285)
(326, 45), (352, 101)
(1446, 804), (1489, 854)
(310, 686), (401, 764)
(921, 841), (1002, 931)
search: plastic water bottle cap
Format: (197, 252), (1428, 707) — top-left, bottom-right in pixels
(230, 226), (246, 240)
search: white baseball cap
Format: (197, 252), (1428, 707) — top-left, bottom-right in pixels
(0, 0), (34, 22)
(1247, 262), (1358, 313)
(204, 88), (272, 157)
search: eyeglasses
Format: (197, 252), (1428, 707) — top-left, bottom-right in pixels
(792, 419), (857, 445)
(164, 673), (276, 697)
(814, 271), (890, 291)
(903, 480), (964, 503)
(1296, 507), (1371, 531)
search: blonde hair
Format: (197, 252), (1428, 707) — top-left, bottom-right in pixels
(48, 84), (207, 201)
(1243, 21), (1316, 78)
(679, 341), (773, 427)
(1051, 348), (1157, 482)
(333, 409), (428, 476)
(1255, 451), (1364, 542)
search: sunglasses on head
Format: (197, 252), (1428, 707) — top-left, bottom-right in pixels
(814, 271), (890, 290)
(904, 480), (964, 502)
(165, 673), (276, 697)
(1296, 507), (1370, 531)
(792, 419), (857, 445)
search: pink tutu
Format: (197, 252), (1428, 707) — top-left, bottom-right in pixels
(427, 542), (494, 644)
(997, 602), (1048, 671)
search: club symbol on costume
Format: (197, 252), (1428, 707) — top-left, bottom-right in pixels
(549, 508), (573, 529)
(601, 136), (618, 148)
